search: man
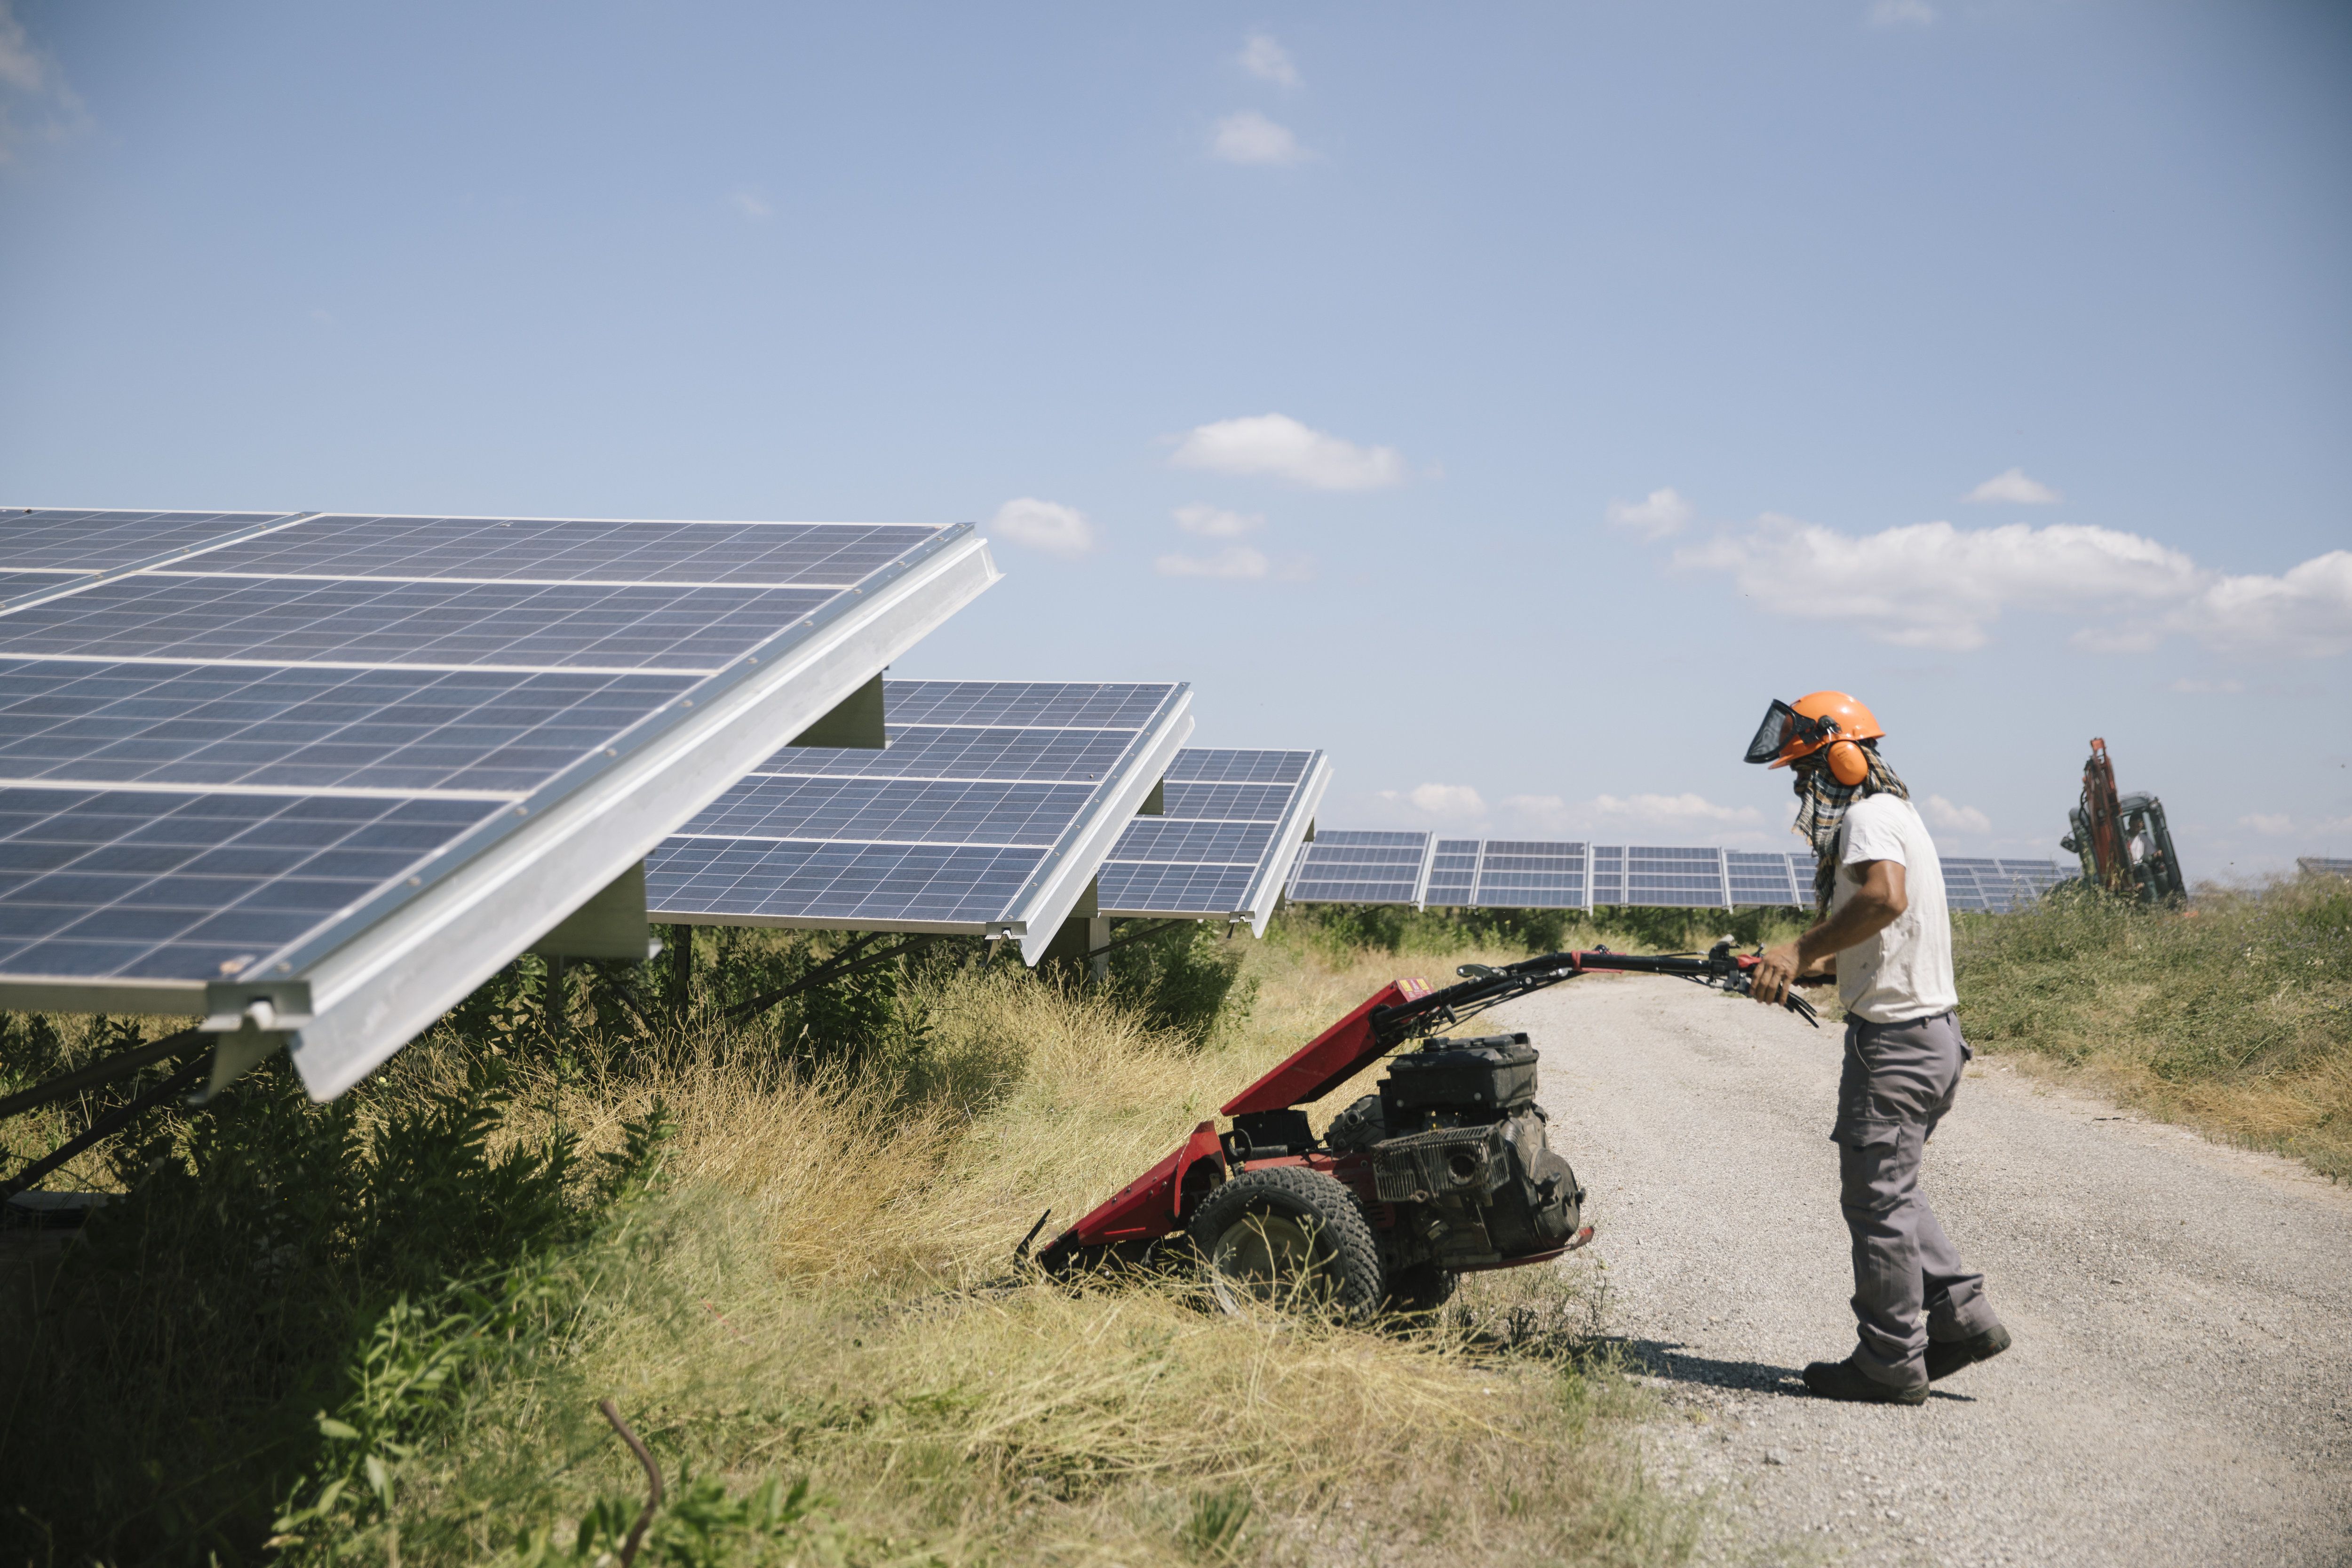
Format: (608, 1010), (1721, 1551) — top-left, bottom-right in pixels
(1743, 691), (2011, 1405)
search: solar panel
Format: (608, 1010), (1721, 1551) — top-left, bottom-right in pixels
(1589, 844), (1626, 906)
(1286, 830), (1431, 907)
(1624, 844), (1729, 908)
(1726, 849), (1801, 907)
(1472, 841), (1589, 909)
(646, 681), (1192, 960)
(0, 508), (997, 1098)
(2301, 857), (2352, 879)
(1422, 838), (1481, 907)
(1096, 748), (1331, 934)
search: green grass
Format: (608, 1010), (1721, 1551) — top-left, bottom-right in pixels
(1954, 875), (2352, 1179)
(1, 920), (1694, 1567)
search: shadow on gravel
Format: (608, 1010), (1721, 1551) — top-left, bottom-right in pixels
(1615, 1339), (1979, 1402)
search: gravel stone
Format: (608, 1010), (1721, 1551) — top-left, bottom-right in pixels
(1502, 974), (2352, 1568)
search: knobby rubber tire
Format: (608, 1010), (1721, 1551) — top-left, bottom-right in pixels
(1187, 1165), (1385, 1321)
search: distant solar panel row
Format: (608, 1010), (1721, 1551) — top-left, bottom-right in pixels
(1940, 857), (2068, 913)
(1288, 831), (2058, 914)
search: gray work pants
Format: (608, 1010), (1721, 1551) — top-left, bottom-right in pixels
(1833, 1010), (1999, 1390)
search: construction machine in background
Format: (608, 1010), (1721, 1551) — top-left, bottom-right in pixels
(2060, 738), (2186, 904)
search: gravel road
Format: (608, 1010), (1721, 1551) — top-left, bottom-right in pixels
(1496, 973), (2352, 1568)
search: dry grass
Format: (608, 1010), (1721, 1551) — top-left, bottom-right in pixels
(1955, 876), (2352, 1180)
(332, 933), (1691, 1567)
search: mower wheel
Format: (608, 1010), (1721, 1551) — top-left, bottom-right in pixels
(1384, 1262), (1457, 1316)
(1187, 1165), (1383, 1320)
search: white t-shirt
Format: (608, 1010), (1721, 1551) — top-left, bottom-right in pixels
(1830, 794), (1958, 1024)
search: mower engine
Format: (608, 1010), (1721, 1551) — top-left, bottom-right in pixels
(1326, 1034), (1583, 1273)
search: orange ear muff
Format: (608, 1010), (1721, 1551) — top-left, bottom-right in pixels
(1826, 739), (1868, 787)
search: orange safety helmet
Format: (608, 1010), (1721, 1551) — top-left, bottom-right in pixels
(1741, 691), (1885, 787)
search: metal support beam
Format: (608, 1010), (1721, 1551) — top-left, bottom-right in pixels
(785, 671), (888, 749)
(669, 923), (693, 1019)
(1089, 915), (1112, 986)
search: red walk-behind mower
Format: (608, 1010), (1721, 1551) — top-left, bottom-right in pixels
(1030, 943), (1818, 1316)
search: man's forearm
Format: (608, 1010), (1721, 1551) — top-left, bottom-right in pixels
(1796, 899), (1898, 968)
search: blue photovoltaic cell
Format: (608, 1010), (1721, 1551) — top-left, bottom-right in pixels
(0, 787), (494, 981)
(1422, 838), (1481, 907)
(0, 658), (693, 795)
(1095, 748), (1322, 920)
(0, 509), (964, 985)
(1160, 781), (1302, 822)
(646, 839), (1045, 924)
(2300, 857), (2352, 878)
(1626, 845), (1725, 908)
(1589, 844), (1627, 905)
(774, 726), (1138, 783)
(1727, 850), (1799, 907)
(1472, 840), (1587, 908)
(0, 573), (829, 670)
(880, 682), (1176, 731)
(1288, 830), (1428, 905)
(0, 509), (294, 571)
(1095, 860), (1255, 915)
(649, 681), (1184, 928)
(1163, 749), (1311, 786)
(181, 514), (938, 586)
(683, 776), (1094, 848)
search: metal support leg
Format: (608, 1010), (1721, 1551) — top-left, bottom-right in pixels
(1089, 915), (1112, 986)
(669, 923), (692, 1020)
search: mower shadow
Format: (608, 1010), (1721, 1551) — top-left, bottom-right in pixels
(1612, 1338), (1979, 1402)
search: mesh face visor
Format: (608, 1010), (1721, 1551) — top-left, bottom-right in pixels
(1743, 700), (1836, 764)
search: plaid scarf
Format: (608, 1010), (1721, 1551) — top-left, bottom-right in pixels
(1793, 744), (1910, 913)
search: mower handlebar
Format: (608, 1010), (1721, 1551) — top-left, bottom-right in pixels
(1367, 941), (1818, 1044)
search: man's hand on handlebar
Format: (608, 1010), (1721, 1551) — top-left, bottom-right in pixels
(1751, 942), (1802, 1006)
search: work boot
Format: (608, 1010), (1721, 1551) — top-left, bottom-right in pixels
(1802, 1356), (1928, 1406)
(1925, 1323), (2011, 1381)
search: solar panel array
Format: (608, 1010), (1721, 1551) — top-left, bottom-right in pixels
(0, 506), (987, 1096)
(1288, 831), (2060, 914)
(2299, 857), (2352, 880)
(1940, 858), (2069, 913)
(1096, 748), (1329, 934)
(645, 681), (1190, 958)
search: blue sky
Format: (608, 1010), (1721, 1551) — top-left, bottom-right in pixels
(2, 0), (2347, 878)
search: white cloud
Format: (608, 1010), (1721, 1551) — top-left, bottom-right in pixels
(1606, 487), (1694, 539)
(1173, 503), (1262, 538)
(1922, 795), (1993, 835)
(0, 0), (87, 164)
(1964, 468), (2062, 505)
(1868, 0), (1936, 26)
(1171, 413), (1404, 491)
(1240, 33), (1299, 87)
(1375, 782), (1488, 819)
(1593, 793), (1764, 827)
(1155, 545), (1269, 580)
(1212, 111), (1311, 166)
(2240, 813), (2294, 836)
(988, 497), (1097, 557)
(2163, 551), (2352, 659)
(730, 190), (772, 220)
(1676, 516), (2204, 652)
